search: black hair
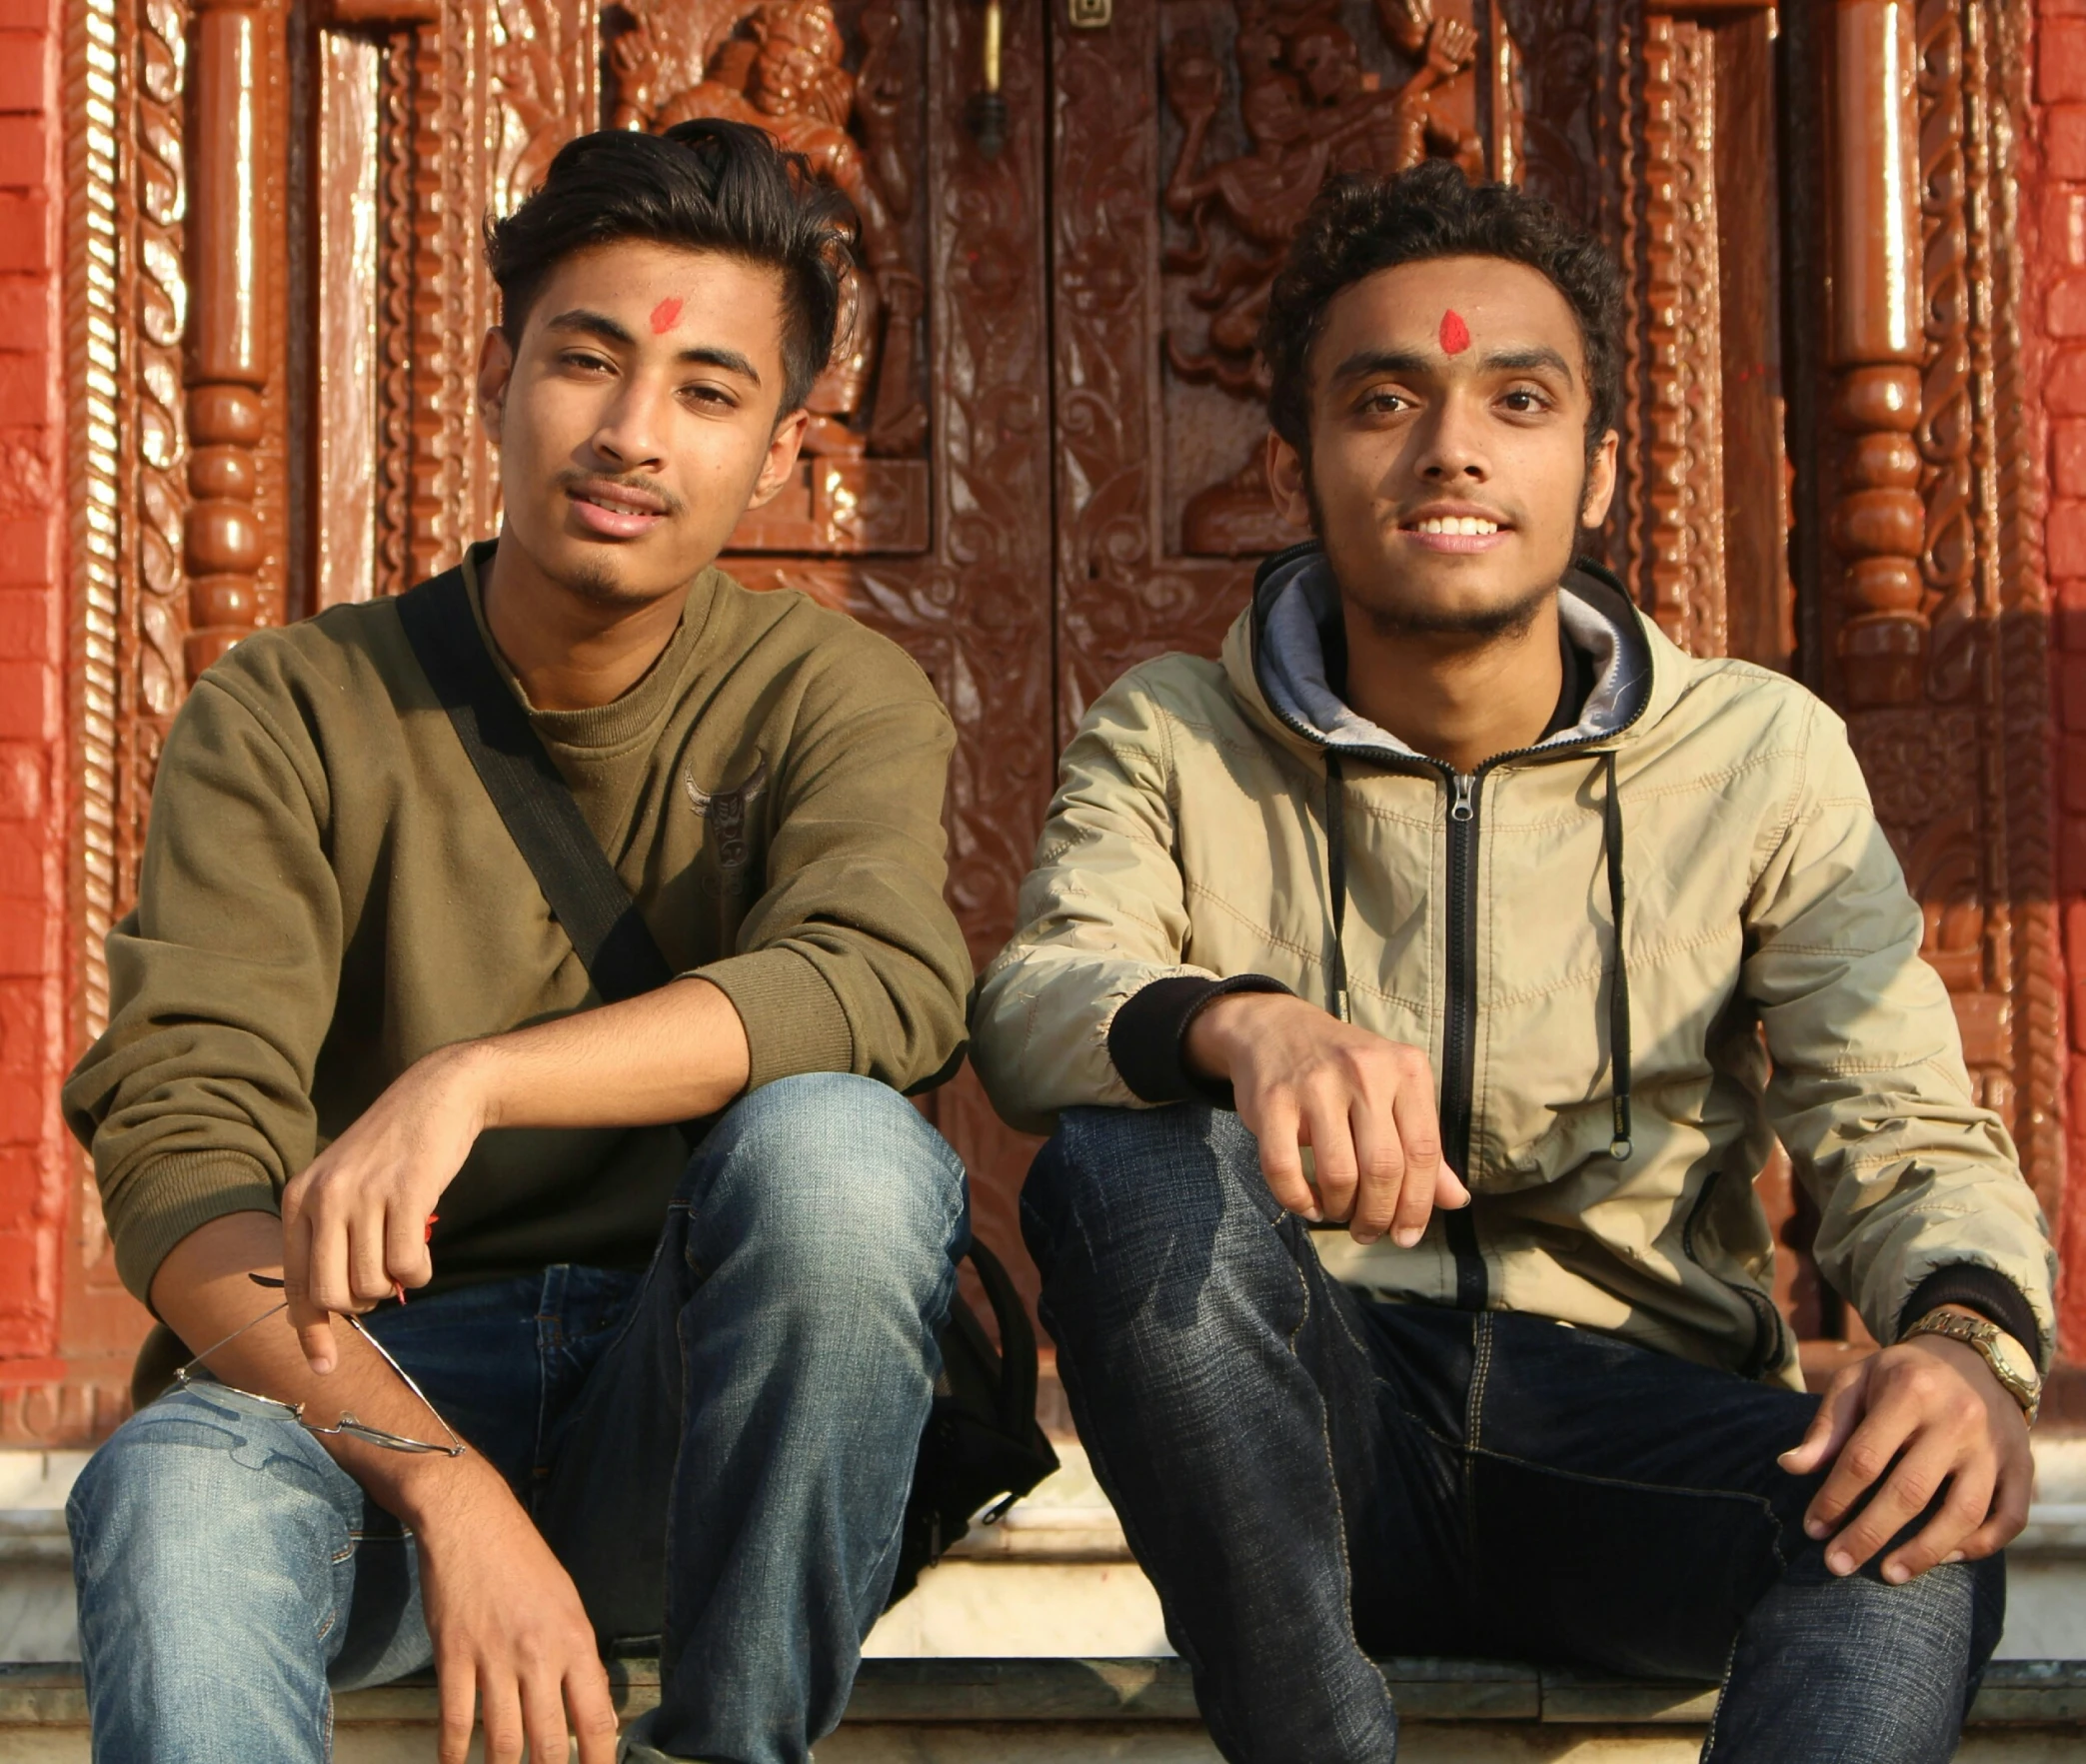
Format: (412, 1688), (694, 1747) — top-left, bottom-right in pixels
(484, 119), (858, 416)
(1259, 161), (1625, 464)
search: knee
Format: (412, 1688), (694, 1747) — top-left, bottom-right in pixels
(691, 1073), (967, 1288)
(69, 1388), (345, 1606)
(1024, 1102), (1259, 1250)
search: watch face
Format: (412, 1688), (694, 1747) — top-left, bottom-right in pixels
(1989, 1330), (2039, 1387)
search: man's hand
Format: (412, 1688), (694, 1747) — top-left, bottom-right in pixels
(410, 1463), (621, 1764)
(1185, 991), (1469, 1244)
(283, 975), (752, 1373)
(1778, 1311), (2034, 1584)
(282, 1044), (490, 1372)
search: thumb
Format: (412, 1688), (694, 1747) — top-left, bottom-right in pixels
(1779, 1370), (1866, 1476)
(281, 1218), (339, 1375)
(1433, 1163), (1470, 1209)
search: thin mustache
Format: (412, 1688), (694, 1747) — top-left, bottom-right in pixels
(558, 470), (685, 519)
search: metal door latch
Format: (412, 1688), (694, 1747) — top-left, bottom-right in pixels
(1068, 0), (1110, 27)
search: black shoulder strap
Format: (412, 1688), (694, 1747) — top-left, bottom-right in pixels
(395, 567), (675, 1005)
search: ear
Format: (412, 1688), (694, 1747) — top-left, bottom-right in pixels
(1264, 429), (1314, 531)
(747, 408), (812, 511)
(476, 328), (516, 446)
(1579, 427), (1620, 530)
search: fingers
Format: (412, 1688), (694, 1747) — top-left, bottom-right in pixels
(1302, 1089), (1359, 1225)
(347, 1207), (394, 1309)
(1819, 1437), (1953, 1576)
(1954, 1439), (2036, 1562)
(1780, 1364), (1869, 1479)
(520, 1664), (572, 1764)
(278, 1203), (340, 1376)
(1882, 1464), (1993, 1585)
(1797, 1373), (1904, 1544)
(478, 1668), (527, 1764)
(1385, 1071), (1444, 1247)
(568, 1663), (623, 1764)
(436, 1651), (477, 1764)
(386, 1203), (437, 1295)
(1248, 1091), (1318, 1218)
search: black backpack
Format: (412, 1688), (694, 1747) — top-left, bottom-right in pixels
(397, 567), (1058, 1606)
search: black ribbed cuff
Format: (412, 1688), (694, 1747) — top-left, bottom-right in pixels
(1897, 1264), (2045, 1365)
(1107, 974), (1293, 1108)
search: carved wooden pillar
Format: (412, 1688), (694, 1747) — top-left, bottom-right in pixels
(1829, 0), (1926, 707)
(184, 0), (270, 677)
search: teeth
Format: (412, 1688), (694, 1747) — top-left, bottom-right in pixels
(1414, 516), (1499, 536)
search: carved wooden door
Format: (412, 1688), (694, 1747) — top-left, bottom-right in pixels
(61, 0), (2059, 1401)
(1046, 0), (2057, 1372)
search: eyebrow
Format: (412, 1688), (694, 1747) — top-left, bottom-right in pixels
(1329, 344), (1577, 385)
(541, 309), (763, 385)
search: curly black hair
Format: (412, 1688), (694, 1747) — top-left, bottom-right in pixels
(1259, 161), (1625, 464)
(484, 119), (858, 417)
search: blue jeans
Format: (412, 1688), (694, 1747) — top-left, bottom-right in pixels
(67, 1073), (969, 1764)
(1023, 1104), (2006, 1764)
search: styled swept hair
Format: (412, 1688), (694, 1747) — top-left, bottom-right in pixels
(1260, 160), (1625, 462)
(484, 119), (858, 416)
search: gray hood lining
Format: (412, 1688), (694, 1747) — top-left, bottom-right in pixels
(1255, 552), (1649, 762)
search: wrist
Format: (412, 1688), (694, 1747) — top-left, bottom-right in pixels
(423, 1037), (505, 1133)
(385, 1443), (506, 1537)
(1183, 990), (1288, 1082)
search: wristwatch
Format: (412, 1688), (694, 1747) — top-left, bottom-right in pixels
(1902, 1308), (2042, 1424)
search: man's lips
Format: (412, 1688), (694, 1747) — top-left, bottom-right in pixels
(1398, 507), (1512, 554)
(566, 481), (670, 540)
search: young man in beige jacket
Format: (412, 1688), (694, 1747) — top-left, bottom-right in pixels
(63, 122), (972, 1764)
(974, 162), (2055, 1763)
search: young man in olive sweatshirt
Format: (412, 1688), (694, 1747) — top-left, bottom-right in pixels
(62, 121), (972, 1764)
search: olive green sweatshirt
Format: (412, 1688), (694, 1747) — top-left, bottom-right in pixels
(64, 544), (972, 1304)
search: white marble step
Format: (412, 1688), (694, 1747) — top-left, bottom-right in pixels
(4, 1440), (2085, 1665)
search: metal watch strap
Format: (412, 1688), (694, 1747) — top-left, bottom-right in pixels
(1903, 1309), (2041, 1423)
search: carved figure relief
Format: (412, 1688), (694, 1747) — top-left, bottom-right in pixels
(1159, 1), (1483, 556)
(612, 0), (930, 550)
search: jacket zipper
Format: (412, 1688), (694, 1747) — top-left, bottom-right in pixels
(1440, 771), (1487, 1308)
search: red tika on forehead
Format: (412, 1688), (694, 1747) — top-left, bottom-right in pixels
(650, 297), (684, 335)
(1439, 309), (1471, 355)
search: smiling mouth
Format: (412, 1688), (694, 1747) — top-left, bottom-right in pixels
(1406, 515), (1505, 536)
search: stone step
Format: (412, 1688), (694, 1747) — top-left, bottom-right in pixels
(1, 1656), (2082, 1761)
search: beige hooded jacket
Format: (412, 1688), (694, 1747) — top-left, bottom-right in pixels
(974, 549), (2055, 1386)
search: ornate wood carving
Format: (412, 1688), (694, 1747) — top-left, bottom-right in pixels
(1828, 0), (1927, 709)
(612, 0), (932, 554)
(1821, 0), (2061, 1218)
(1155, 2), (1484, 559)
(183, 0), (272, 676)
(1637, 15), (1725, 655)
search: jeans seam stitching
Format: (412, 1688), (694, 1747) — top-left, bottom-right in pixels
(1290, 1234), (1392, 1714)
(1462, 1314), (1493, 1556)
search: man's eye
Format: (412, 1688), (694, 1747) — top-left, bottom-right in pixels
(683, 384), (739, 409)
(561, 353), (613, 374)
(1361, 391), (1407, 415)
(1500, 388), (1551, 413)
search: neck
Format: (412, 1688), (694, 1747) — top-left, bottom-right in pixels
(478, 530), (694, 712)
(1339, 591), (1564, 776)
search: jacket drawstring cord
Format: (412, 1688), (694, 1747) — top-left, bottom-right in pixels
(1324, 752), (1351, 1022)
(1600, 748), (1633, 1160)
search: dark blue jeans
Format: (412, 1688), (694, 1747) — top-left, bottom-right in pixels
(68, 1073), (969, 1764)
(1023, 1104), (2005, 1764)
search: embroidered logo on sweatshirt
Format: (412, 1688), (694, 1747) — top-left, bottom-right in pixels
(684, 753), (770, 882)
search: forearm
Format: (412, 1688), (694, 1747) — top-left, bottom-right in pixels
(469, 974), (750, 1130)
(150, 1210), (507, 1529)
